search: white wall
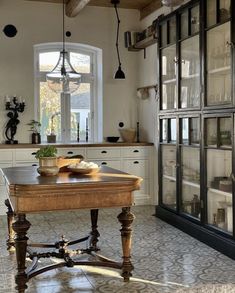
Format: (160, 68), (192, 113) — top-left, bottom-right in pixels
(0, 0), (140, 143)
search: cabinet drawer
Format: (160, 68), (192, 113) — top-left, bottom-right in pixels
(15, 162), (39, 167)
(87, 148), (121, 159)
(15, 149), (39, 162)
(121, 147), (149, 158)
(57, 148), (86, 158)
(122, 159), (149, 178)
(91, 160), (121, 170)
(0, 150), (13, 161)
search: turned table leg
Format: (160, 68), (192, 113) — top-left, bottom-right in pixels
(12, 214), (31, 293)
(89, 209), (100, 251)
(118, 207), (135, 282)
(5, 199), (15, 253)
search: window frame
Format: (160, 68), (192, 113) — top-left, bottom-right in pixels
(34, 42), (103, 143)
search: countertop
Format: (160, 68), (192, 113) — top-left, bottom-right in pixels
(0, 142), (154, 149)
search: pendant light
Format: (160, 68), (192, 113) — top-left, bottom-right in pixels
(46, 0), (81, 94)
(161, 0), (184, 7)
(111, 0), (125, 79)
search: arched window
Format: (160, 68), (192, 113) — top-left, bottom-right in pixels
(34, 43), (103, 143)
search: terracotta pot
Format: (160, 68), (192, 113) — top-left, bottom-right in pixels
(37, 157), (59, 176)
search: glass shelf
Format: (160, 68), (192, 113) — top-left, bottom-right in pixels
(207, 66), (230, 75)
(208, 187), (232, 197)
(182, 179), (200, 188)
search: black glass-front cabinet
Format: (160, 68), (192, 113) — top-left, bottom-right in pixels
(156, 0), (235, 258)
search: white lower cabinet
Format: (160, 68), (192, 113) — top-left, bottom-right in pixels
(0, 145), (153, 211)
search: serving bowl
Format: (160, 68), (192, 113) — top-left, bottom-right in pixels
(106, 136), (119, 143)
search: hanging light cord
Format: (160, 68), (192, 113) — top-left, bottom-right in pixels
(114, 3), (121, 67)
(61, 0), (66, 75)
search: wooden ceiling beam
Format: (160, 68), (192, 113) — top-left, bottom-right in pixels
(140, 0), (162, 20)
(66, 0), (91, 17)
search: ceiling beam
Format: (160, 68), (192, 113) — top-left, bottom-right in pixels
(140, 0), (162, 20)
(66, 0), (91, 17)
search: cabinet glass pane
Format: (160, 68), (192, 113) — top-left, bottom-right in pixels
(180, 11), (188, 39)
(161, 22), (168, 47)
(170, 118), (177, 143)
(162, 145), (176, 209)
(219, 0), (230, 22)
(161, 45), (177, 110)
(181, 147), (200, 218)
(169, 17), (176, 44)
(190, 118), (200, 144)
(161, 119), (168, 142)
(205, 118), (217, 146)
(207, 149), (232, 234)
(180, 35), (200, 108)
(207, 0), (217, 27)
(191, 5), (200, 35)
(219, 117), (232, 147)
(207, 22), (231, 105)
(182, 119), (189, 144)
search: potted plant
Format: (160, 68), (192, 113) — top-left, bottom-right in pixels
(27, 119), (41, 144)
(47, 112), (60, 143)
(35, 146), (59, 176)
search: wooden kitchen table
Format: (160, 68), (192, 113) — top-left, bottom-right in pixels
(1, 165), (141, 293)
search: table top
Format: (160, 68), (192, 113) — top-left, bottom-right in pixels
(1, 166), (142, 213)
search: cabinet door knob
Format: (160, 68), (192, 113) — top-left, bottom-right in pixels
(31, 152), (36, 155)
(67, 151), (74, 154)
(101, 162), (107, 165)
(101, 151), (107, 154)
(134, 161), (139, 164)
(32, 164), (37, 166)
(133, 150), (139, 153)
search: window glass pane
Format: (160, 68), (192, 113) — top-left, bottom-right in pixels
(207, 149), (232, 234)
(70, 52), (91, 73)
(70, 83), (91, 142)
(39, 52), (59, 72)
(181, 147), (200, 218)
(207, 0), (217, 27)
(191, 5), (200, 34)
(39, 81), (61, 142)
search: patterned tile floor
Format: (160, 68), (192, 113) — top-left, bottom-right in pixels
(1, 205), (235, 293)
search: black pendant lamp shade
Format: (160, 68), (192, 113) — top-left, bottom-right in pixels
(46, 0), (81, 93)
(111, 0), (125, 79)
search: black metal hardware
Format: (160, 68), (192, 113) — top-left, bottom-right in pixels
(101, 151), (107, 154)
(133, 150), (139, 153)
(134, 161), (139, 164)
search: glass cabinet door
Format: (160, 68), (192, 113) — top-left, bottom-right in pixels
(206, 22), (231, 106)
(181, 147), (200, 218)
(205, 117), (232, 148)
(161, 45), (177, 110)
(161, 145), (177, 209)
(180, 35), (200, 108)
(207, 149), (232, 233)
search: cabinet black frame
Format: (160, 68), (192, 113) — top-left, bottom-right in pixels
(156, 0), (235, 259)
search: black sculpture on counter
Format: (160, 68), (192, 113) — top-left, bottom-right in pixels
(5, 96), (25, 144)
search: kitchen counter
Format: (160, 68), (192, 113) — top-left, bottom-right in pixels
(0, 142), (154, 149)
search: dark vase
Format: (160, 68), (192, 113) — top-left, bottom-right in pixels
(32, 133), (41, 144)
